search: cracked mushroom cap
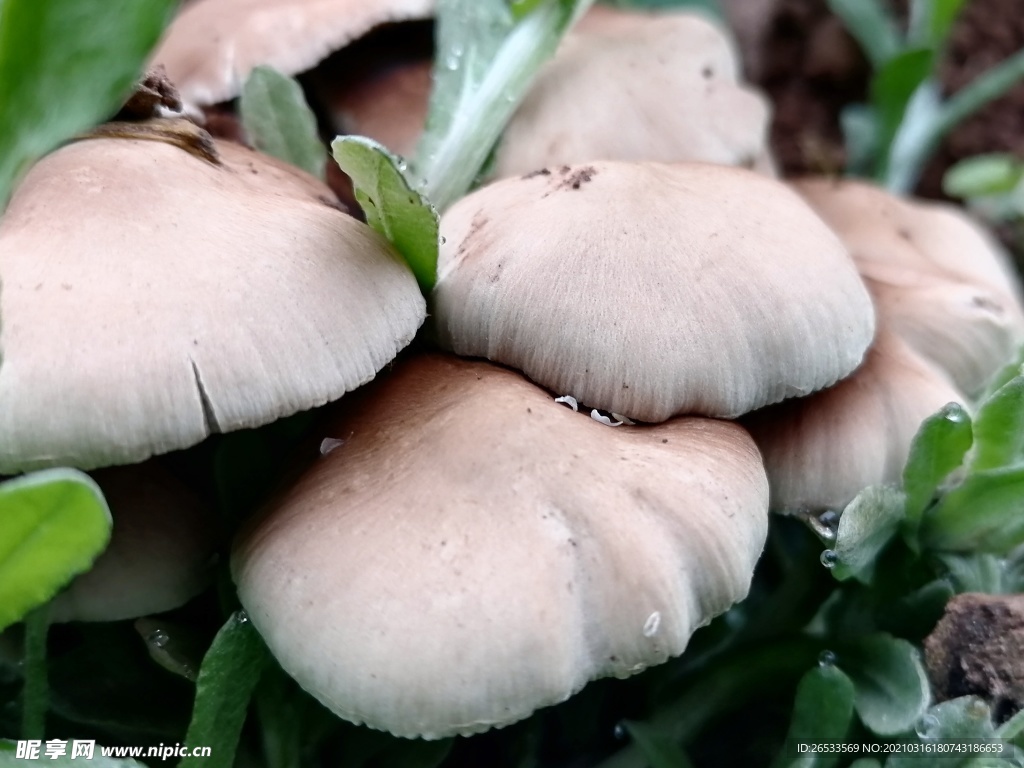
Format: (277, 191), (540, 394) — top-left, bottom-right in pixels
(0, 125), (425, 473)
(743, 330), (966, 512)
(232, 354), (769, 739)
(795, 179), (1024, 396)
(150, 0), (435, 107)
(432, 161), (875, 422)
(492, 7), (775, 179)
(49, 461), (218, 622)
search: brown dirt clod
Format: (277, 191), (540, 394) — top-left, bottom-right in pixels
(924, 592), (1024, 722)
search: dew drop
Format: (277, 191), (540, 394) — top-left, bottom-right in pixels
(148, 629), (170, 649)
(818, 650), (837, 667)
(942, 402), (967, 424)
(237, 610), (249, 624)
(613, 722), (627, 741)
(642, 611), (661, 637)
(916, 713), (940, 740)
(820, 549), (838, 568)
(440, 236), (447, 245)
(396, 159), (408, 173)
(444, 54), (460, 71)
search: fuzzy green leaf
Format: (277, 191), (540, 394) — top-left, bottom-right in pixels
(832, 486), (905, 583)
(0, 0), (177, 207)
(239, 66), (326, 179)
(970, 373), (1024, 471)
(825, 0), (901, 67)
(903, 402), (973, 531)
(922, 466), (1024, 553)
(332, 136), (439, 292)
(888, 698), (1005, 768)
(839, 634), (930, 736)
(770, 666), (855, 768)
(0, 469), (111, 632)
(623, 722), (694, 768)
(944, 155), (1024, 198)
(181, 611), (270, 768)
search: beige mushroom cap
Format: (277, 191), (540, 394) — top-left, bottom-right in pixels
(433, 161), (875, 422)
(493, 7), (775, 179)
(795, 179), (1024, 395)
(0, 132), (425, 473)
(232, 354), (769, 739)
(49, 461), (218, 622)
(150, 0), (435, 106)
(744, 330), (966, 512)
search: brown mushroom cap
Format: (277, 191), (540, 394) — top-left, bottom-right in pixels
(232, 354), (768, 739)
(49, 461), (218, 622)
(150, 0), (435, 107)
(0, 129), (425, 473)
(795, 179), (1024, 395)
(492, 7), (775, 179)
(743, 330), (966, 512)
(433, 161), (875, 422)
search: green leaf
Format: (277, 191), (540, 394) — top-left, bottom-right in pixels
(412, 0), (592, 210)
(600, 0), (723, 17)
(0, 469), (112, 632)
(944, 155), (1024, 198)
(922, 466), (1024, 553)
(181, 611), (270, 768)
(888, 698), (1004, 768)
(938, 553), (1007, 594)
(903, 402), (973, 532)
(622, 721), (694, 768)
(908, 0), (966, 50)
(832, 486), (906, 583)
(332, 136), (439, 292)
(0, 740), (146, 767)
(770, 665), (855, 768)
(839, 634), (930, 736)
(871, 49), (935, 161)
(825, 0), (901, 68)
(0, 0), (177, 206)
(970, 373), (1024, 471)
(841, 105), (881, 177)
(239, 66), (326, 180)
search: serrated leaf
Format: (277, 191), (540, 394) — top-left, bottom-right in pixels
(181, 611), (269, 768)
(839, 634), (930, 736)
(0, 469), (111, 632)
(825, 0), (901, 68)
(332, 136), (439, 292)
(412, 0), (592, 210)
(0, 0), (177, 207)
(623, 721), (694, 768)
(239, 66), (326, 179)
(903, 402), (973, 531)
(944, 155), (1024, 199)
(832, 486), (905, 583)
(770, 666), (855, 768)
(922, 467), (1024, 554)
(970, 373), (1024, 472)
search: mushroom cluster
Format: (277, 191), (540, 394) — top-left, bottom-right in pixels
(6, 0), (1024, 754)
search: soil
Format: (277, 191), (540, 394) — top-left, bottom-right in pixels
(752, 0), (1024, 198)
(924, 593), (1024, 722)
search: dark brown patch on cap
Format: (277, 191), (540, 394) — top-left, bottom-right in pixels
(523, 168), (552, 179)
(557, 166), (597, 191)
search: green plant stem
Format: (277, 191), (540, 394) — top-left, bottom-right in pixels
(887, 49), (1024, 192)
(21, 606), (50, 740)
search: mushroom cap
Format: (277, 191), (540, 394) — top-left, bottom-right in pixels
(432, 161), (875, 422)
(232, 354), (769, 739)
(795, 179), (1024, 395)
(49, 461), (218, 622)
(0, 131), (425, 473)
(493, 7), (775, 179)
(743, 330), (966, 512)
(150, 0), (435, 106)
